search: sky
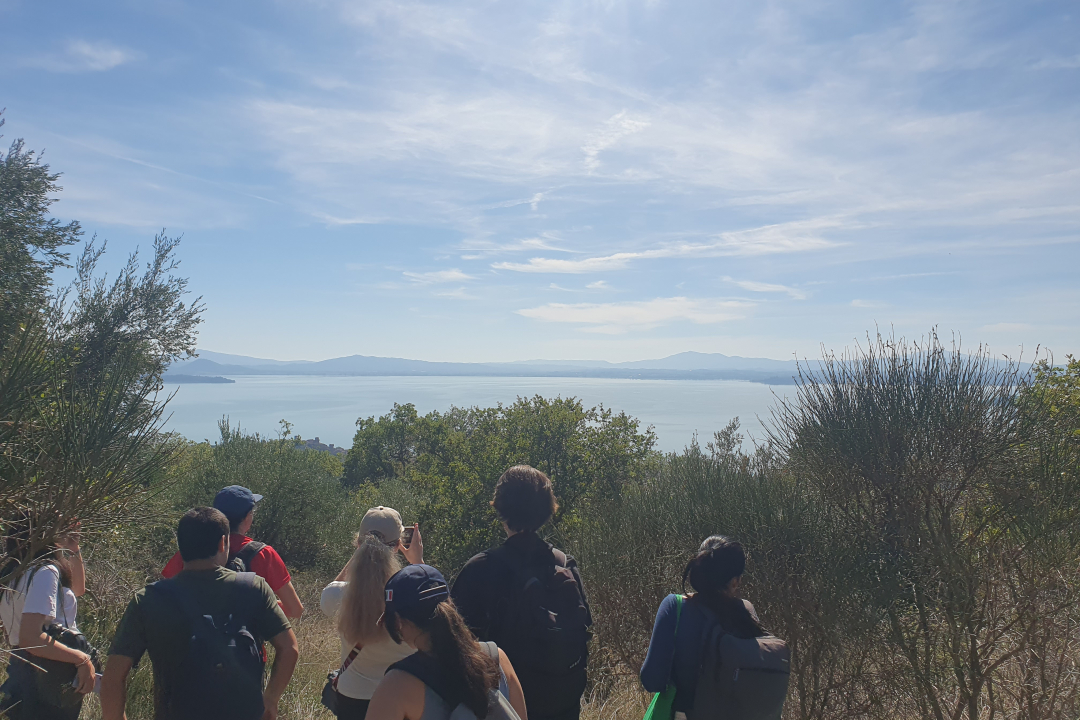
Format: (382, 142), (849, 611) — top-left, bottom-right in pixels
(3, 0), (1079, 363)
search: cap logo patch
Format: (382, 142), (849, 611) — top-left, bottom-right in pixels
(385, 589), (394, 602)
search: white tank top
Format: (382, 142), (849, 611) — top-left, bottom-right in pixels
(320, 580), (415, 699)
(336, 635), (416, 698)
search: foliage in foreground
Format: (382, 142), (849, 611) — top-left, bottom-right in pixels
(575, 333), (1080, 720)
(0, 123), (201, 585)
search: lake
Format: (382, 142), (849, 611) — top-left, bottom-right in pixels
(161, 376), (790, 452)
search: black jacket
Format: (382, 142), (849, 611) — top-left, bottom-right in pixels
(450, 531), (591, 645)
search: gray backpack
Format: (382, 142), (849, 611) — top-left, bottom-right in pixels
(690, 610), (790, 720)
(448, 643), (521, 720)
(392, 641), (521, 720)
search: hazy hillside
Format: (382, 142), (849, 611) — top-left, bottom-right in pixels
(168, 350), (801, 384)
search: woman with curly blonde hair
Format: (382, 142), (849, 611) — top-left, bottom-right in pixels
(321, 507), (424, 719)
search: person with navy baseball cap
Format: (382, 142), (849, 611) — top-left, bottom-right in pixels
(366, 565), (528, 720)
(213, 485), (263, 523)
(159, 486), (304, 619)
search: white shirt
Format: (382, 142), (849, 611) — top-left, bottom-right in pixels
(0, 564), (79, 646)
(321, 581), (415, 699)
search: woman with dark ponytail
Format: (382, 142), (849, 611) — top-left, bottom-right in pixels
(639, 536), (765, 717)
(366, 564), (528, 720)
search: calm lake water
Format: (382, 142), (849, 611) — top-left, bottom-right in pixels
(161, 376), (789, 452)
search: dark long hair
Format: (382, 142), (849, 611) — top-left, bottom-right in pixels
(390, 599), (501, 717)
(1, 513), (73, 591)
(682, 535), (765, 638)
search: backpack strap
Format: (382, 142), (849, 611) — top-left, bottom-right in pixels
(231, 541), (265, 567)
(332, 645), (362, 691)
(151, 572), (259, 627)
(390, 651), (464, 708)
(54, 568), (66, 626)
(150, 577), (210, 632)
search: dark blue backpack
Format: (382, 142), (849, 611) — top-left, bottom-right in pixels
(151, 572), (265, 720)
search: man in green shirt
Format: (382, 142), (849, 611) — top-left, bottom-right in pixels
(100, 508), (299, 720)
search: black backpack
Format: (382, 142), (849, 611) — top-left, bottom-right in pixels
(489, 545), (591, 717)
(226, 541), (265, 573)
(150, 573), (266, 720)
(689, 606), (790, 720)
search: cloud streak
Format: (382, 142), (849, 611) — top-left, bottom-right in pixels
(722, 277), (807, 300)
(517, 297), (752, 334)
(25, 40), (135, 72)
(492, 219), (843, 274)
(403, 268), (475, 284)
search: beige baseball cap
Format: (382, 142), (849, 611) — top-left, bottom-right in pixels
(359, 506), (404, 545)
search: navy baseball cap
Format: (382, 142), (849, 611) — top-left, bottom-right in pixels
(213, 485), (263, 524)
(384, 564), (449, 625)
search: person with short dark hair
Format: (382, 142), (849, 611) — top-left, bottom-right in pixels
(451, 465), (591, 720)
(639, 536), (766, 714)
(161, 485), (304, 619)
(100, 507), (299, 720)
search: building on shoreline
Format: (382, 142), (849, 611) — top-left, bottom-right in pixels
(296, 436), (348, 457)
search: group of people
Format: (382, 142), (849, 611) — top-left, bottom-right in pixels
(0, 465), (782, 720)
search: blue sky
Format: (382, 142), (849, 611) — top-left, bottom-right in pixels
(4, 0), (1079, 363)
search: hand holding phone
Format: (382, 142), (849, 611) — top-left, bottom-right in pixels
(400, 524), (423, 565)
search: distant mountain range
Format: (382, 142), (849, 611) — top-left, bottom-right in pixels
(166, 350), (801, 385)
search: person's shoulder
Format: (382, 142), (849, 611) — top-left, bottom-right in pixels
(458, 547), (498, 576)
(320, 581), (347, 617)
(29, 563), (61, 585)
(381, 668), (427, 695)
(23, 563), (61, 597)
(549, 542), (571, 566)
(121, 582), (160, 615)
(250, 542), (287, 575)
(322, 580), (347, 596)
(658, 593), (689, 615)
(253, 541), (282, 560)
(227, 568), (273, 593)
(467, 546), (498, 565)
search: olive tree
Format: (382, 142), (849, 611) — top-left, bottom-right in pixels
(0, 125), (203, 586)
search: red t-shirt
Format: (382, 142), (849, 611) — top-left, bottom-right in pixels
(161, 534), (292, 592)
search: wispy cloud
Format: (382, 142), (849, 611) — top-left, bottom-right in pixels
(460, 235), (577, 260)
(582, 111), (650, 171)
(722, 277), (807, 300)
(10, 0), (1080, 360)
(586, 280), (609, 290)
(493, 219), (843, 273)
(403, 268), (475, 284)
(495, 251), (642, 274)
(1032, 55), (1080, 69)
(433, 287), (478, 300)
(25, 40), (136, 72)
(517, 297), (751, 334)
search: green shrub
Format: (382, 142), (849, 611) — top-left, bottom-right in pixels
(342, 396), (658, 575)
(168, 420), (352, 573)
(567, 421), (882, 719)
